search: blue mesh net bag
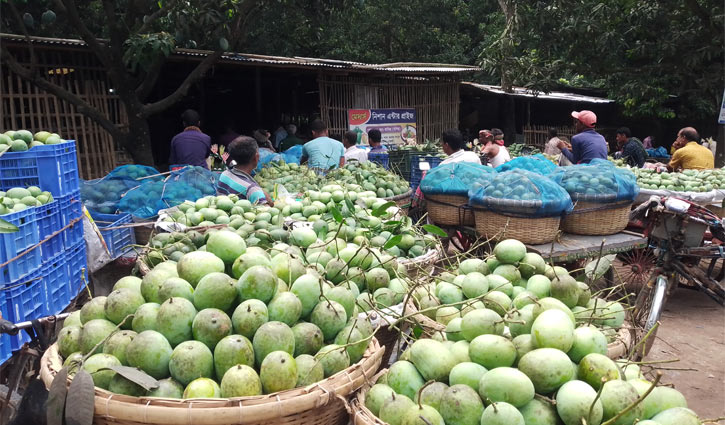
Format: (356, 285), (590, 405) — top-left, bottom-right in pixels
(255, 149), (284, 173)
(420, 162), (497, 196)
(117, 180), (166, 218)
(81, 166), (162, 214)
(162, 166), (219, 208)
(549, 162), (640, 203)
(494, 154), (557, 175)
(106, 164), (160, 180)
(468, 169), (573, 217)
(282, 145), (304, 165)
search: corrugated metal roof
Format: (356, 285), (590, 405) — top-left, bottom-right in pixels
(1, 33), (479, 75)
(462, 81), (614, 103)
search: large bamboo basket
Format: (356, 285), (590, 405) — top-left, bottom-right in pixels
(425, 194), (474, 226)
(40, 339), (384, 425)
(351, 369), (388, 425)
(397, 246), (441, 278)
(473, 209), (560, 245)
(560, 201), (632, 236)
(384, 190), (413, 216)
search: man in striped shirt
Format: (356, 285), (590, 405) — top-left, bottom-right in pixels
(217, 136), (273, 205)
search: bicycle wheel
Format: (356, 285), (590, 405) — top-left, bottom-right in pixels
(630, 273), (670, 360)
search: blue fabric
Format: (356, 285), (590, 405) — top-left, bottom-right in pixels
(302, 137), (345, 170)
(282, 144), (304, 164)
(255, 149), (284, 173)
(468, 169), (573, 217)
(169, 129), (211, 169)
(420, 162), (496, 196)
(494, 154), (557, 175)
(561, 129), (608, 164)
(549, 162), (639, 202)
(646, 147), (670, 159)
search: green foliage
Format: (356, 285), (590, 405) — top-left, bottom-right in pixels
(123, 32), (175, 72)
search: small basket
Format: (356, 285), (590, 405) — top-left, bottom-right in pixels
(607, 321), (635, 360)
(473, 208), (560, 245)
(384, 190), (413, 216)
(560, 201), (632, 236)
(404, 298), (445, 338)
(351, 369), (388, 425)
(425, 194), (475, 226)
(132, 216), (155, 246)
(40, 338), (384, 425)
(397, 246), (441, 278)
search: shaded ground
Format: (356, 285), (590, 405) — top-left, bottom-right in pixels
(644, 288), (725, 421)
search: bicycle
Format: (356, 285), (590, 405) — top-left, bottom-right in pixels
(628, 195), (725, 359)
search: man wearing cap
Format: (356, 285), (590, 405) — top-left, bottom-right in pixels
(169, 109), (211, 169)
(558, 110), (608, 164)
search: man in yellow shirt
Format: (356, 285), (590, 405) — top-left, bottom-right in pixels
(667, 127), (714, 171)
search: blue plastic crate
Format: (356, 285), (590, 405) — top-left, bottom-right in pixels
(368, 152), (390, 169)
(0, 208), (41, 285)
(57, 189), (84, 249)
(0, 141), (80, 197)
(91, 212), (136, 259)
(42, 254), (71, 316)
(0, 300), (12, 364)
(409, 155), (443, 191)
(5, 269), (44, 350)
(35, 200), (64, 261)
(67, 240), (87, 298)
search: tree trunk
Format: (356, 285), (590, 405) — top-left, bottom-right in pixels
(122, 114), (155, 166)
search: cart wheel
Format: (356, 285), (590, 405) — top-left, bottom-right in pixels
(615, 248), (657, 294)
(630, 273), (670, 360)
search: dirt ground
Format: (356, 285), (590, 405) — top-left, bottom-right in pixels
(644, 288), (725, 421)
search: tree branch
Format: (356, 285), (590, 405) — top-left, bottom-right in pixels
(0, 48), (122, 140)
(140, 0), (258, 117)
(55, 0), (112, 69)
(137, 1), (175, 34)
(7, 0), (38, 75)
(135, 56), (164, 102)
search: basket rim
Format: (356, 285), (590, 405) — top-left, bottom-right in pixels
(40, 338), (384, 424)
(351, 369), (389, 425)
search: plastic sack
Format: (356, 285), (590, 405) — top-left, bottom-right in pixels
(419, 162), (497, 196)
(549, 162), (639, 202)
(255, 149), (284, 173)
(117, 179), (166, 218)
(494, 154), (557, 175)
(282, 145), (304, 165)
(468, 169), (573, 217)
(646, 146), (670, 159)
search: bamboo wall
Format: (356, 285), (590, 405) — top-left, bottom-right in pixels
(1, 45), (122, 179)
(523, 124), (575, 148)
(318, 75), (460, 144)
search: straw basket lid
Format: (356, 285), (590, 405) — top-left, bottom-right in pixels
(40, 338), (384, 425)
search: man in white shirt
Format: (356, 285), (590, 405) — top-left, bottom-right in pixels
(440, 128), (481, 165)
(342, 130), (368, 163)
(482, 128), (511, 167)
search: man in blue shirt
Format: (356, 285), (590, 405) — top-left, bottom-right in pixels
(217, 136), (272, 205)
(558, 110), (608, 164)
(368, 129), (387, 152)
(169, 109), (211, 169)
(301, 119), (345, 171)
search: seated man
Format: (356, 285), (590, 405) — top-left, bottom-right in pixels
(615, 127), (647, 168)
(667, 127), (714, 171)
(342, 130), (368, 163)
(440, 128), (481, 165)
(217, 136), (273, 205)
(301, 119), (345, 171)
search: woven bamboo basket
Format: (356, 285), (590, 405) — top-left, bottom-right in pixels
(40, 339), (384, 425)
(404, 298), (445, 338)
(560, 201), (632, 236)
(606, 321), (635, 359)
(351, 369), (388, 425)
(473, 209), (560, 245)
(425, 194), (475, 226)
(132, 217), (154, 246)
(384, 190), (413, 216)
(397, 246), (441, 278)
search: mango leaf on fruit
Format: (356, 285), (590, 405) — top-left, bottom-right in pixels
(0, 218), (19, 233)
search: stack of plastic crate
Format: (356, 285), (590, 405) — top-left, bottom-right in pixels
(0, 141), (84, 359)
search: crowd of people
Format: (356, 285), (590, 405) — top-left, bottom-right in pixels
(168, 108), (716, 204)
